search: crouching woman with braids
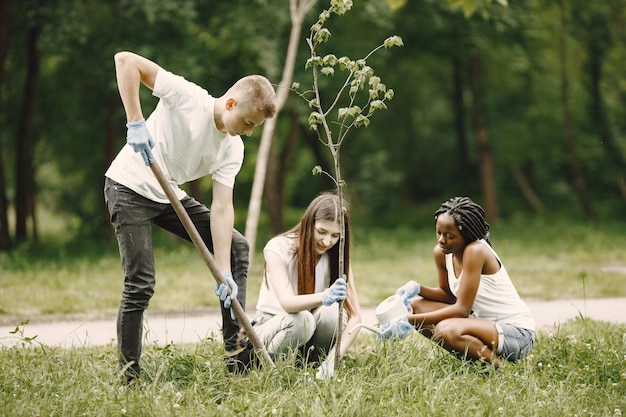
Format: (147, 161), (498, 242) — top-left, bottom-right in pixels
(384, 197), (535, 367)
(251, 192), (362, 379)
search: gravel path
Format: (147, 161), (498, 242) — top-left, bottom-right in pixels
(1, 298), (625, 348)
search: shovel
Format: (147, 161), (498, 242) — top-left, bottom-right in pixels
(149, 161), (274, 368)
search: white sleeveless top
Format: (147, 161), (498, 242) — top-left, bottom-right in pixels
(446, 239), (535, 331)
(255, 234), (330, 315)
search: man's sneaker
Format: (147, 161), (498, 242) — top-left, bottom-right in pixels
(224, 343), (270, 375)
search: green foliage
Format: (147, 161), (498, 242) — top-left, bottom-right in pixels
(2, 0), (626, 246)
(298, 1), (402, 144)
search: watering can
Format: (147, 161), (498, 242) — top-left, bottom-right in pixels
(348, 294), (412, 335)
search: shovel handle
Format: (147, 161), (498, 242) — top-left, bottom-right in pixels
(149, 161), (274, 367)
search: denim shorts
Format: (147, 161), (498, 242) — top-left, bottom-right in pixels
(495, 323), (534, 362)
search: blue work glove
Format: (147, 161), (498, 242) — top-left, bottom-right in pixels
(321, 276), (347, 306)
(315, 360), (334, 381)
(126, 119), (155, 165)
(395, 280), (421, 309)
(214, 272), (238, 320)
(377, 316), (414, 340)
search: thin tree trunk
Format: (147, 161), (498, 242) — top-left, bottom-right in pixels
(511, 164), (544, 213)
(245, 0), (317, 268)
(452, 56), (471, 195)
(468, 55), (498, 220)
(15, 24), (41, 242)
(558, 0), (596, 220)
(0, 0), (14, 250)
(265, 110), (300, 235)
(586, 41), (626, 204)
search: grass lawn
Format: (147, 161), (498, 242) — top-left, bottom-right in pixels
(0, 218), (625, 416)
(1, 217), (625, 323)
(1, 319), (624, 416)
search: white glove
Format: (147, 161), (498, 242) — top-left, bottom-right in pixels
(315, 360), (334, 381)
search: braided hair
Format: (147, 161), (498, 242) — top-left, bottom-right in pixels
(434, 197), (491, 245)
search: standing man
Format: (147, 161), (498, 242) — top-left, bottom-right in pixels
(104, 51), (276, 382)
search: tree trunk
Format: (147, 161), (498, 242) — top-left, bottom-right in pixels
(452, 56), (471, 195)
(15, 24), (41, 242)
(586, 41), (626, 204)
(468, 55), (498, 220)
(0, 0), (13, 250)
(265, 110), (300, 235)
(511, 164), (545, 213)
(558, 0), (596, 220)
(245, 0), (317, 268)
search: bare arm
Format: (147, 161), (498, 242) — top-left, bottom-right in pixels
(211, 180), (235, 274)
(264, 250), (324, 313)
(407, 244), (480, 327)
(416, 245), (458, 304)
(114, 51), (160, 123)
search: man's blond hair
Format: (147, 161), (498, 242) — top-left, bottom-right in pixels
(228, 75), (277, 119)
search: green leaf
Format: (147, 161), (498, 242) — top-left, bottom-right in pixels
(305, 56), (322, 69)
(308, 112), (323, 128)
(383, 35), (404, 48)
(338, 106), (362, 120)
(313, 28), (331, 44)
(331, 0), (353, 15)
(318, 10), (331, 23)
(323, 54), (338, 66)
(368, 76), (381, 88)
(337, 56), (352, 70)
(355, 114), (370, 127)
(370, 100), (387, 110)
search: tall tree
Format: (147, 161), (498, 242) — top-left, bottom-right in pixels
(15, 23), (41, 242)
(0, 0), (13, 250)
(571, 0), (626, 205)
(558, 0), (596, 220)
(452, 56), (471, 196)
(244, 0), (318, 266)
(468, 55), (499, 220)
(265, 110), (300, 235)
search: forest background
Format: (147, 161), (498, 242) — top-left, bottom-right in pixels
(0, 0), (625, 255)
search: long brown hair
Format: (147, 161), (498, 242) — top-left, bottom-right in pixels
(285, 192), (352, 310)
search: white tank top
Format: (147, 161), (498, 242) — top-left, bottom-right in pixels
(446, 239), (535, 331)
(255, 234), (330, 315)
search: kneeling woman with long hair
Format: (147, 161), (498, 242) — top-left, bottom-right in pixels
(252, 192), (362, 378)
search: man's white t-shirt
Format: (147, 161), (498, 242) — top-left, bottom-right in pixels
(255, 234), (330, 315)
(105, 69), (244, 203)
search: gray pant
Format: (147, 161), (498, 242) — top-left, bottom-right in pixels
(104, 177), (249, 377)
(252, 305), (347, 357)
